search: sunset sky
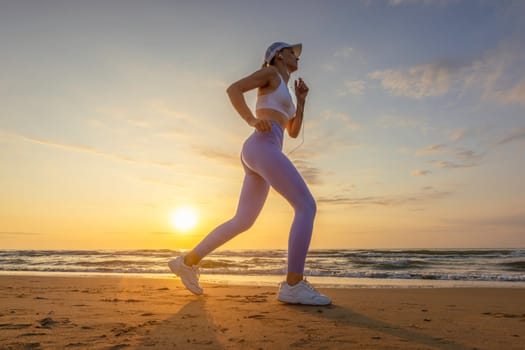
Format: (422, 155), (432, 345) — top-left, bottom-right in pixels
(1, 0), (524, 250)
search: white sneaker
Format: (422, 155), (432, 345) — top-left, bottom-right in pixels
(277, 280), (331, 305)
(168, 256), (203, 295)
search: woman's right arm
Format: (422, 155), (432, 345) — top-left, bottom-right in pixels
(226, 68), (274, 132)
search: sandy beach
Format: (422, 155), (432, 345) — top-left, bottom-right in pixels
(0, 275), (523, 349)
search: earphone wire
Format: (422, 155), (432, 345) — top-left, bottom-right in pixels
(286, 75), (305, 156)
(286, 121), (305, 156)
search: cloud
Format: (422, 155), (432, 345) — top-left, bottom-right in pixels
(455, 149), (479, 161)
(337, 80), (365, 96)
(287, 117), (361, 161)
(0, 232), (41, 236)
(496, 126), (525, 145)
(318, 187), (450, 207)
(321, 63), (336, 72)
(369, 62), (454, 99)
(427, 153), (483, 169)
(411, 169), (431, 176)
(416, 143), (485, 169)
(322, 46), (366, 72)
(414, 124), (525, 171)
(2, 130), (183, 170)
(375, 115), (425, 129)
(90, 101), (197, 140)
(15, 134), (123, 158)
(447, 125), (495, 144)
(126, 118), (152, 128)
(496, 77), (525, 104)
(428, 160), (473, 169)
(387, 0), (459, 6)
(191, 143), (325, 185)
(293, 160), (324, 186)
(477, 213), (525, 227)
(333, 47), (354, 59)
(463, 41), (525, 105)
(369, 40), (525, 105)
(446, 212), (525, 228)
(321, 110), (361, 130)
(362, 0), (447, 7)
(192, 145), (239, 167)
(449, 129), (465, 141)
(416, 144), (447, 155)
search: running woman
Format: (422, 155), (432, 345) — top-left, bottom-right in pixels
(168, 42), (331, 306)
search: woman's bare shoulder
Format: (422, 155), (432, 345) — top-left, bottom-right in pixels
(253, 66), (279, 80)
(255, 66), (279, 89)
(228, 66), (279, 93)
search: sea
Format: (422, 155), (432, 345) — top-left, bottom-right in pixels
(1, 249), (524, 288)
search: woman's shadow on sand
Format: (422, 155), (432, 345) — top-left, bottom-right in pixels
(137, 294), (475, 350)
(136, 298), (223, 350)
(289, 303), (475, 350)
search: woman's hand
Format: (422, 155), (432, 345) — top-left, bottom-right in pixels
(295, 78), (309, 102)
(250, 118), (272, 132)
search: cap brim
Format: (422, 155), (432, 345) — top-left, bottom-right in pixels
(290, 43), (302, 58)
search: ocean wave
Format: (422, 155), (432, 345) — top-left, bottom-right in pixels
(0, 258), (28, 265)
(63, 260), (161, 267)
(211, 250), (287, 258)
(1, 249), (524, 283)
(340, 249), (523, 259)
(199, 260), (249, 269)
(375, 260), (429, 270)
(499, 261), (525, 271)
(1, 265), (523, 282)
(307, 270), (525, 282)
(349, 258), (429, 268)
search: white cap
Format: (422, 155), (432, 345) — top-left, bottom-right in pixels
(264, 42), (302, 65)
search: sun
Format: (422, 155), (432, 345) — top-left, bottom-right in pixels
(170, 207), (198, 232)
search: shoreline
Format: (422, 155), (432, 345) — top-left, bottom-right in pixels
(2, 270), (525, 289)
(1, 275), (524, 349)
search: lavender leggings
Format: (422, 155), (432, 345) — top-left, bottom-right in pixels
(193, 121), (316, 274)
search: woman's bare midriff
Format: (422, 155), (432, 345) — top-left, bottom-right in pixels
(255, 109), (288, 130)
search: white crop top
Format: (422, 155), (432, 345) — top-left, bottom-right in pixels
(255, 74), (296, 120)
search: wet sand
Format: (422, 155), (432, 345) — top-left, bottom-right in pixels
(0, 275), (524, 349)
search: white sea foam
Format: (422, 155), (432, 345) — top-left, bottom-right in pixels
(1, 249), (524, 287)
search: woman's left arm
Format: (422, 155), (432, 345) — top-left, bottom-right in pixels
(287, 78), (309, 138)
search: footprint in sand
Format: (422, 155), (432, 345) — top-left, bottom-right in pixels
(38, 317), (59, 329)
(105, 344), (130, 350)
(482, 312), (525, 319)
(37, 317), (74, 329)
(0, 323), (32, 330)
(17, 332), (48, 337)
